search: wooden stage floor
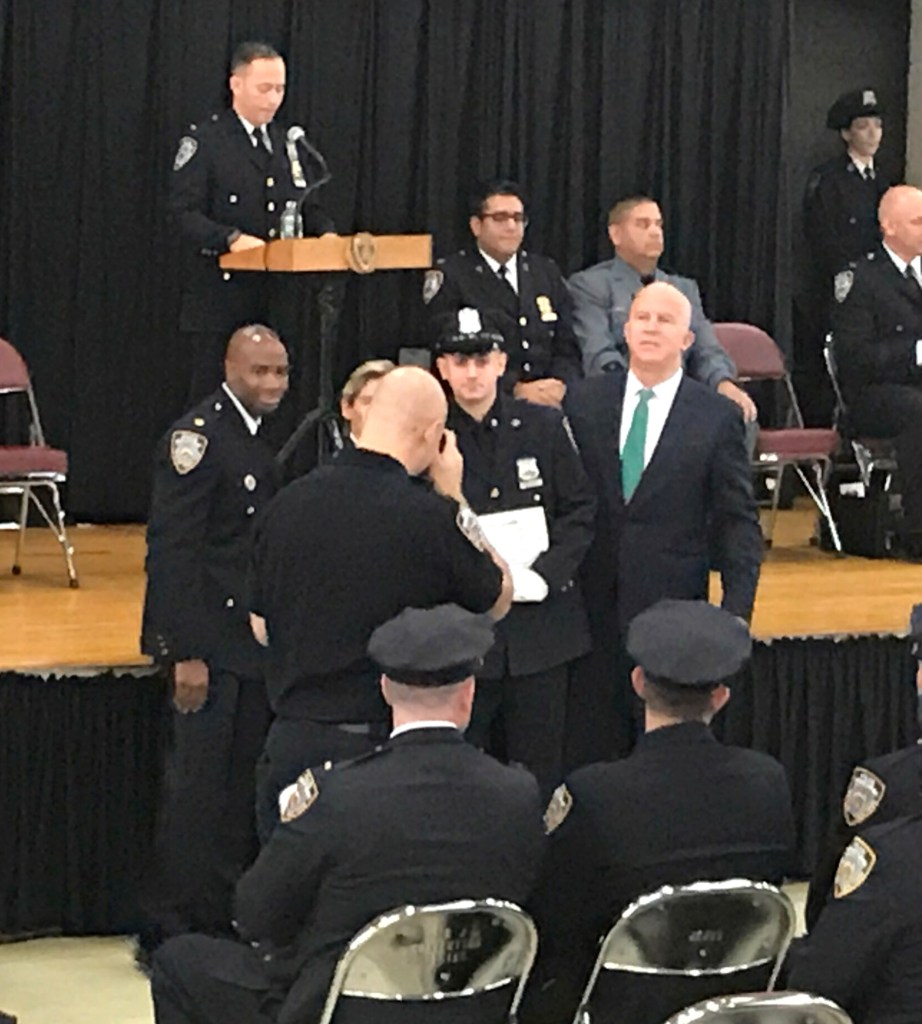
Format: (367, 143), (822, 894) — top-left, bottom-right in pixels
(2, 508), (922, 672)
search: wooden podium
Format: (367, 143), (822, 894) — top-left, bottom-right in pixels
(219, 233), (432, 274)
(219, 233), (432, 464)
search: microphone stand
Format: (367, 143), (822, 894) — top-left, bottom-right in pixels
(276, 141), (342, 470)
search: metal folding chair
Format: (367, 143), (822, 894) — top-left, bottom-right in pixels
(0, 337), (77, 586)
(665, 990), (853, 1024)
(573, 880), (796, 1024)
(315, 898), (538, 1024)
(822, 333), (898, 491)
(713, 322), (842, 553)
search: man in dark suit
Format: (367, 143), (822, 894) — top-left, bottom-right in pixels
(563, 281), (763, 761)
(169, 40), (334, 402)
(434, 309), (596, 795)
(789, 813), (922, 1024)
(151, 604), (546, 1024)
(566, 195), (756, 426)
(139, 325), (289, 958)
(832, 185), (922, 556)
(526, 600), (795, 1024)
(423, 178), (583, 407)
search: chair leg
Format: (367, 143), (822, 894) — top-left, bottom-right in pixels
(28, 482), (79, 587)
(12, 487), (29, 575)
(764, 464), (785, 547)
(795, 460), (844, 556)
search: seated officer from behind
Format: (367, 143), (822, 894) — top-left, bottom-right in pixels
(805, 601), (922, 929)
(526, 600), (795, 1024)
(788, 812), (922, 1024)
(423, 178), (583, 407)
(151, 604), (546, 1024)
(434, 308), (595, 796)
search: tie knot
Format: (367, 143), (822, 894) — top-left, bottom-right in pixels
(637, 387), (654, 404)
(497, 263), (508, 278)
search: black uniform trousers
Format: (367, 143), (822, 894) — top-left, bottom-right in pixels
(466, 665), (568, 798)
(142, 669), (271, 942)
(848, 383), (922, 536)
(255, 717), (389, 843)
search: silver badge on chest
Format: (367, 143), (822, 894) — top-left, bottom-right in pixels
(516, 456), (542, 489)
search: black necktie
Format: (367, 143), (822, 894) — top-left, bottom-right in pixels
(905, 265), (921, 292)
(251, 127), (271, 154)
(496, 263), (516, 295)
(862, 166), (874, 182)
(640, 273), (656, 286)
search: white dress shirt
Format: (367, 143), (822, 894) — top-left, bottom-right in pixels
(236, 113), (272, 153)
(850, 156), (875, 179)
(479, 249), (519, 295)
(619, 367), (684, 468)
(390, 720), (459, 739)
(222, 382), (262, 436)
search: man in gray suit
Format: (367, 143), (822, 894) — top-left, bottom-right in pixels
(568, 196), (757, 424)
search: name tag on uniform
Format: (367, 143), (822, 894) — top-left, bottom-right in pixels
(516, 456), (542, 489)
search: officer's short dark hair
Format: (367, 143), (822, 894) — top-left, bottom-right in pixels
(231, 41), (282, 73)
(469, 179), (527, 219)
(642, 672), (717, 720)
(608, 195), (657, 226)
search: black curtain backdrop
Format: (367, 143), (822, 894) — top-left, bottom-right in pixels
(1, 637), (916, 936)
(0, 0), (791, 520)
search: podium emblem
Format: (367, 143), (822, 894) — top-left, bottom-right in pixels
(347, 232), (378, 274)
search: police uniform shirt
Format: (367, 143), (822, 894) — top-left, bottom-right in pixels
(789, 813), (922, 1024)
(447, 391), (595, 677)
(141, 388), (280, 677)
(534, 722), (796, 967)
(169, 109), (335, 333)
(250, 446), (504, 721)
(804, 153), (889, 280)
(232, 727), (546, 1024)
(424, 248), (584, 386)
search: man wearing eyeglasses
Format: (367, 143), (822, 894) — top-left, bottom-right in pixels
(423, 179), (583, 408)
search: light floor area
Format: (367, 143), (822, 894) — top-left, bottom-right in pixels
(0, 885), (809, 1023)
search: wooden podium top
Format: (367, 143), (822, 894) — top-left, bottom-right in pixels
(219, 233), (432, 273)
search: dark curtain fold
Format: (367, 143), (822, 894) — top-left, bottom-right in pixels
(0, 0), (791, 520)
(714, 635), (920, 874)
(1, 637), (917, 936)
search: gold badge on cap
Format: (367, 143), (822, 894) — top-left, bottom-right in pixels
(544, 784), (573, 834)
(834, 836), (876, 898)
(843, 766), (886, 826)
(279, 768), (319, 823)
(170, 430), (208, 475)
(536, 295), (558, 322)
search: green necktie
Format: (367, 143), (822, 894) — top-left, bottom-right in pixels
(621, 388), (654, 501)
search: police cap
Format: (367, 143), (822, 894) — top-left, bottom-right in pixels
(626, 599), (752, 686)
(827, 88), (883, 130)
(368, 604), (495, 686)
(432, 307), (505, 356)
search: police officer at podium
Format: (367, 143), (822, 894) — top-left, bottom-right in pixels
(169, 40), (334, 402)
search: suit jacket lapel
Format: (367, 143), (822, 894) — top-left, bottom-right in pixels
(888, 257), (922, 308)
(604, 375), (626, 513)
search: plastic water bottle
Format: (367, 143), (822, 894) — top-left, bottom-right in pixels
(280, 201), (302, 239)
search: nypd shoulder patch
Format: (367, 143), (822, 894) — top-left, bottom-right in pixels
(843, 766), (886, 826)
(834, 835), (877, 898)
(544, 783), (573, 834)
(279, 768), (319, 823)
(423, 268), (444, 304)
(173, 136), (198, 171)
(834, 270), (854, 303)
(170, 430), (208, 475)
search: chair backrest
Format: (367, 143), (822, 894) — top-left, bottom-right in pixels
(713, 323), (787, 382)
(316, 899), (538, 1024)
(0, 338), (31, 394)
(665, 990), (854, 1024)
(575, 880), (796, 1023)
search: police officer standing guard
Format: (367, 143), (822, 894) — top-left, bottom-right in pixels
(169, 41), (334, 402)
(434, 309), (596, 795)
(139, 325), (289, 959)
(424, 179), (583, 407)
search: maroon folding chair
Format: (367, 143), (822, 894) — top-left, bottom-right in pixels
(0, 337), (78, 586)
(713, 322), (842, 554)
